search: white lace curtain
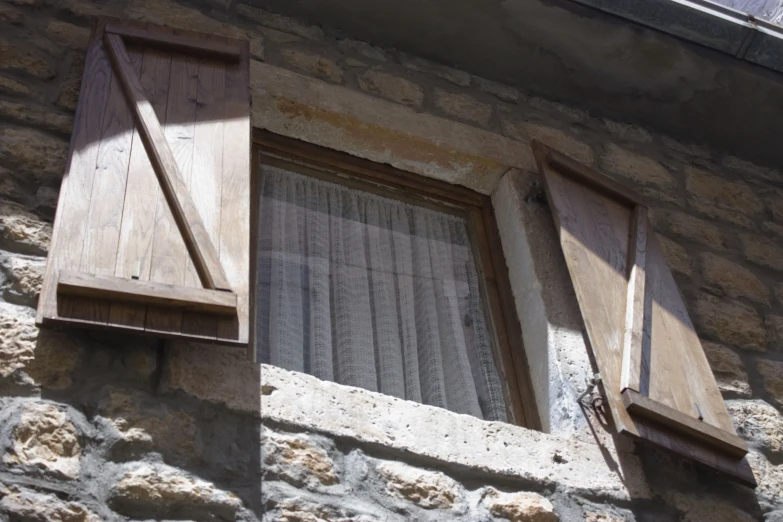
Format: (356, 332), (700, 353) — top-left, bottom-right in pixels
(256, 164), (508, 422)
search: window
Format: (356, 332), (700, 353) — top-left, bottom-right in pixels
(252, 132), (538, 428)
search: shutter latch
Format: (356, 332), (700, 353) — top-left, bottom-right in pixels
(576, 372), (602, 403)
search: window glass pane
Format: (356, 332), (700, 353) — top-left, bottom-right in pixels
(256, 164), (508, 422)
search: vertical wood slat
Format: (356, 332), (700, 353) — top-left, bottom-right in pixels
(620, 205), (648, 393)
(40, 18), (112, 324)
(103, 32), (231, 292)
(217, 37), (251, 342)
(181, 34), (228, 340)
(111, 31), (172, 329)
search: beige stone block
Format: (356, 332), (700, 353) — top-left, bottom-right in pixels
(45, 20), (89, 50)
(722, 155), (781, 184)
(661, 135), (711, 159)
(656, 235), (693, 276)
(358, 70), (423, 107)
(56, 55), (84, 112)
(4, 402), (81, 479)
(376, 461), (461, 509)
(702, 341), (751, 397)
(776, 283), (783, 306)
(482, 488), (558, 522)
(601, 143), (674, 188)
(0, 251), (44, 307)
(701, 253), (770, 304)
(664, 491), (758, 522)
(757, 359), (783, 409)
(0, 128), (68, 183)
(762, 221), (783, 239)
(250, 61), (530, 194)
(434, 88), (492, 126)
(746, 451), (783, 512)
(766, 190), (783, 222)
(164, 341), (258, 414)
(528, 96), (585, 123)
(603, 119), (652, 143)
(0, 3), (23, 24)
(741, 235), (783, 271)
(694, 294), (766, 351)
(337, 38), (387, 61)
(281, 48), (343, 83)
(98, 388), (197, 462)
(0, 484), (100, 522)
(500, 117), (594, 165)
(656, 210), (726, 249)
(262, 426), (338, 487)
(400, 54), (470, 86)
(686, 166), (763, 220)
(109, 463), (244, 519)
(0, 302), (37, 379)
(727, 399), (783, 458)
(474, 76), (519, 102)
(584, 512), (629, 522)
(236, 4), (324, 40)
(0, 37), (55, 79)
(0, 100), (73, 136)
(24, 329), (83, 390)
(0, 75), (30, 95)
(767, 315), (783, 351)
(0, 200), (52, 255)
(691, 199), (757, 229)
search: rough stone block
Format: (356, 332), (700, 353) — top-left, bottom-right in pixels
(474, 76), (519, 102)
(164, 341), (259, 415)
(694, 294), (767, 351)
(0, 483), (100, 522)
(686, 166), (763, 221)
(0, 251), (44, 307)
(0, 3), (23, 24)
(741, 235), (783, 272)
(56, 54), (84, 112)
(661, 135), (711, 159)
(656, 235), (693, 276)
(727, 399), (783, 459)
(746, 451), (783, 513)
(701, 253), (770, 304)
(654, 210), (726, 250)
(281, 48), (343, 83)
(664, 491), (759, 522)
(702, 341), (751, 397)
(358, 70), (423, 107)
(97, 388), (197, 464)
(482, 488), (559, 522)
(376, 461), (461, 510)
(109, 462), (244, 520)
(3, 401), (81, 479)
(400, 54), (470, 86)
(767, 315), (783, 350)
(601, 143), (674, 188)
(0, 128), (68, 183)
(603, 119), (653, 143)
(500, 117), (594, 165)
(0, 200), (52, 255)
(0, 75), (31, 95)
(0, 302), (37, 380)
(236, 4), (325, 40)
(0, 99), (74, 136)
(262, 426), (339, 487)
(758, 359), (783, 410)
(434, 88), (492, 126)
(528, 96), (585, 123)
(45, 20), (89, 50)
(722, 155), (781, 184)
(0, 37), (55, 79)
(337, 38), (387, 61)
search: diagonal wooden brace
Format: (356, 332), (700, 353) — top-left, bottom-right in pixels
(104, 33), (232, 291)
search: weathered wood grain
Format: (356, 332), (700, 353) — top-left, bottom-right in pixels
(620, 205), (648, 393)
(105, 23), (243, 61)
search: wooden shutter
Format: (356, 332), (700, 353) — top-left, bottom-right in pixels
(532, 141), (755, 487)
(36, 18), (251, 346)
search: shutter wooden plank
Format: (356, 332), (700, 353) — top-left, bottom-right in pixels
(38, 18), (112, 325)
(58, 270), (237, 315)
(104, 32), (231, 292)
(217, 37), (251, 343)
(180, 36), (227, 340)
(533, 141), (754, 486)
(620, 206), (648, 393)
(146, 35), (198, 335)
(111, 37), (170, 329)
(105, 23), (243, 62)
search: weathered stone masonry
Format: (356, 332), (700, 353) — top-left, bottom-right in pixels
(0, 0), (782, 520)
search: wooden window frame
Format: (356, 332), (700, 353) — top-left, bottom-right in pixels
(251, 129), (540, 430)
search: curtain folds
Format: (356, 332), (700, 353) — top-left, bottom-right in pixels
(256, 165), (508, 422)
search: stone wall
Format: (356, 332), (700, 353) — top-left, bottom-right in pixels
(0, 0), (782, 520)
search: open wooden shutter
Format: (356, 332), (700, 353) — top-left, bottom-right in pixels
(36, 18), (251, 346)
(532, 141), (755, 487)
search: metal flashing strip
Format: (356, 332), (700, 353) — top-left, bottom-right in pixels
(569, 0), (783, 73)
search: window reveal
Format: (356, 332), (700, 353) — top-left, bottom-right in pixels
(256, 164), (508, 422)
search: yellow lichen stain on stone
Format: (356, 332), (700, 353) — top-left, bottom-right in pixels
(274, 97), (506, 191)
